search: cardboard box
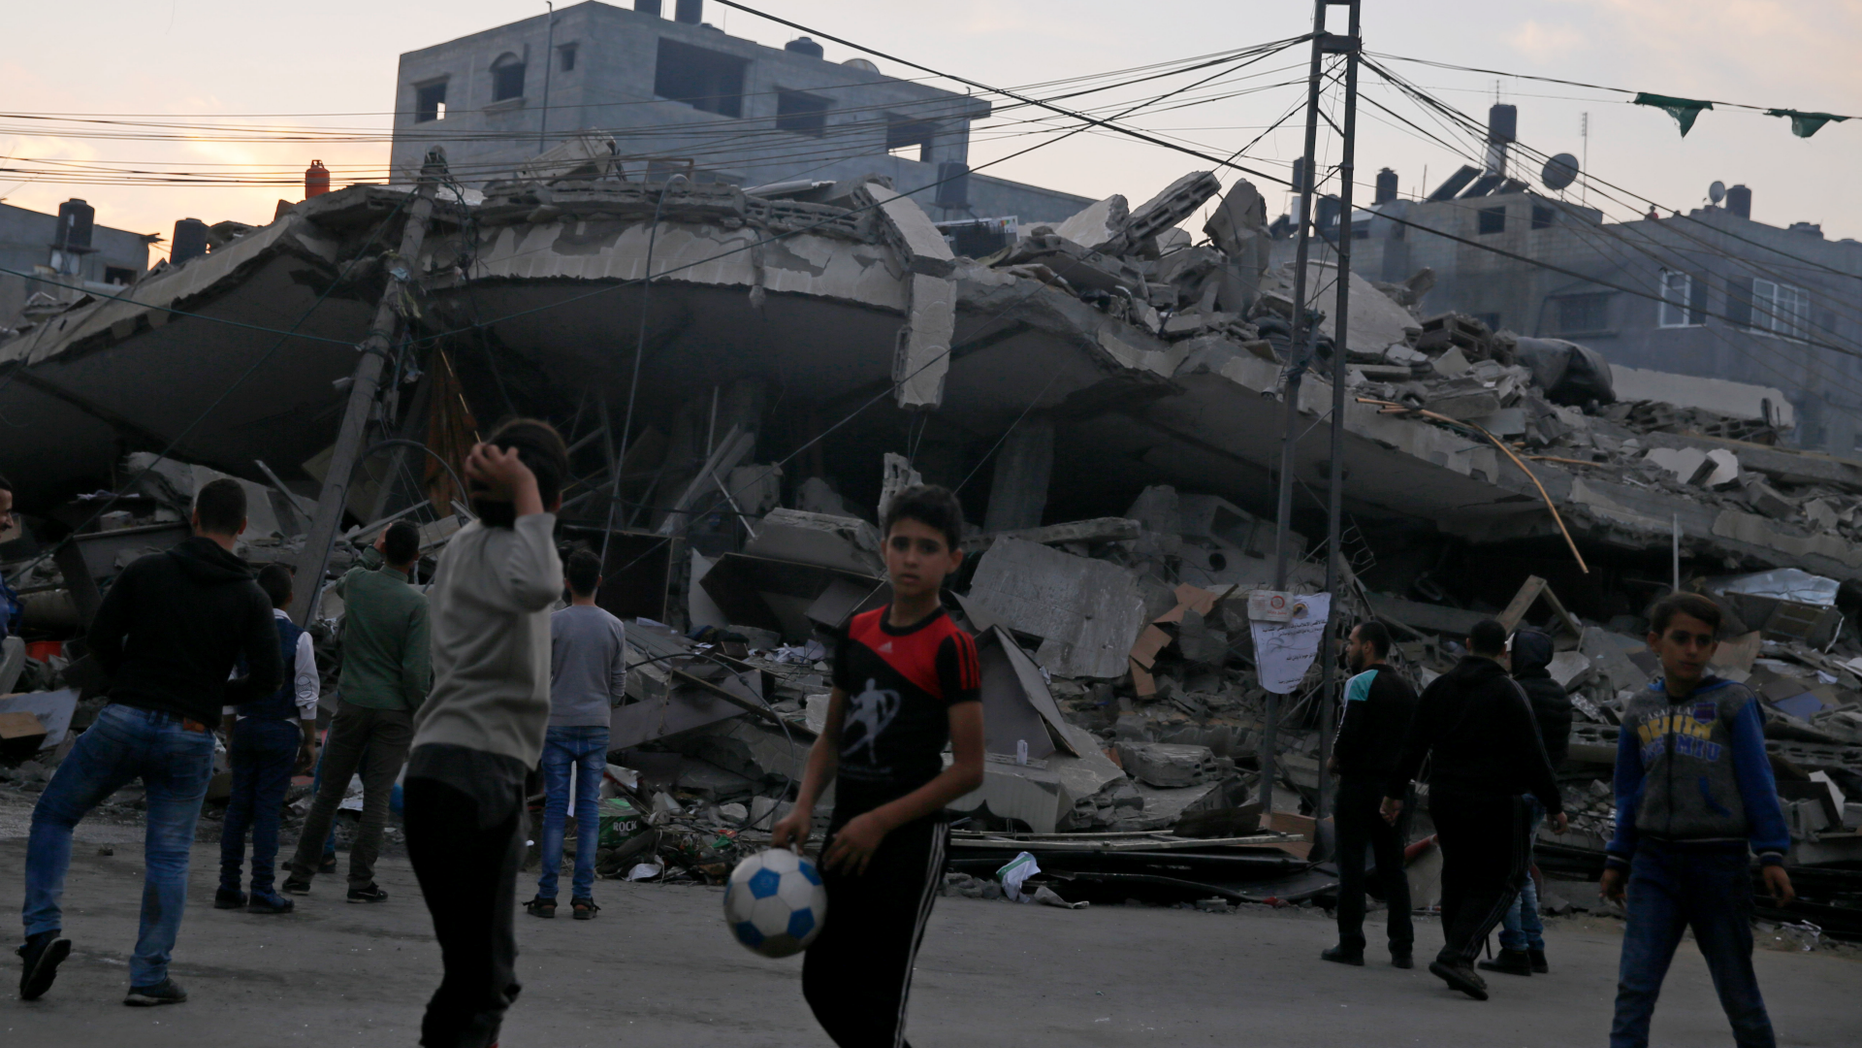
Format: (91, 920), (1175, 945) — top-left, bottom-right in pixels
(0, 710), (48, 760)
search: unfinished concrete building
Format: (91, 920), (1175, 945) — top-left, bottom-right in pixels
(389, 1), (1092, 224)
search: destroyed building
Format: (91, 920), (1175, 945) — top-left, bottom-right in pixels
(3, 144), (1862, 925)
(1311, 103), (1861, 457)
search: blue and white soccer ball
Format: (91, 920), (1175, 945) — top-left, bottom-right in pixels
(723, 848), (827, 958)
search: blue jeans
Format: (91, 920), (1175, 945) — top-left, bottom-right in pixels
(23, 704), (216, 988)
(536, 725), (608, 901)
(1498, 796), (1545, 951)
(1610, 840), (1775, 1048)
(219, 718), (301, 896)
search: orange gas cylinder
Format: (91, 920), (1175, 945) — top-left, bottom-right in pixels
(305, 160), (331, 198)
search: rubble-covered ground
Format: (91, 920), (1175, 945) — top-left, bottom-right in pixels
(0, 833), (1856, 1048)
(5, 160), (1862, 942)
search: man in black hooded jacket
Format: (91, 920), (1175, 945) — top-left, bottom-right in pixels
(1480, 627), (1572, 977)
(1383, 619), (1567, 1001)
(18, 479), (281, 1007)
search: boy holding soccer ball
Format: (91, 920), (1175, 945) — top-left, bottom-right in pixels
(771, 484), (985, 1048)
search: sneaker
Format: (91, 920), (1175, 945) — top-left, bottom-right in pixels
(1478, 948), (1534, 977)
(247, 892), (295, 915)
(524, 896), (557, 919)
(1528, 948), (1549, 974)
(346, 884), (388, 904)
(213, 888), (248, 910)
(281, 876), (312, 896)
(1429, 960), (1489, 1001)
(1391, 950), (1414, 969)
(1320, 945), (1363, 966)
(124, 978), (188, 1006)
(317, 855), (338, 875)
(571, 898), (599, 921)
(17, 930), (71, 1001)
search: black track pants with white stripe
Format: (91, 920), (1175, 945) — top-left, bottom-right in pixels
(1429, 789), (1533, 967)
(803, 814), (947, 1048)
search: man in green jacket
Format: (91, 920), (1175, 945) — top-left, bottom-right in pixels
(284, 520), (429, 903)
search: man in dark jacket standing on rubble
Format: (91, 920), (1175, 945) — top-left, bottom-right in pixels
(1480, 627), (1571, 977)
(1323, 620), (1419, 969)
(1384, 618), (1566, 1001)
(18, 479), (282, 1006)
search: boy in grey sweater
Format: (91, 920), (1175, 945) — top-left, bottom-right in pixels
(524, 548), (626, 920)
(403, 418), (566, 1048)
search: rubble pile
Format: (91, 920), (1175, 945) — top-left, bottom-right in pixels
(6, 162), (1862, 924)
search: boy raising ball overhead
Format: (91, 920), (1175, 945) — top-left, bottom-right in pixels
(772, 484), (984, 1048)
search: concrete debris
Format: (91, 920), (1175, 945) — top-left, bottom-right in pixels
(965, 537), (1149, 679)
(13, 163), (1862, 916)
(1116, 741), (1220, 788)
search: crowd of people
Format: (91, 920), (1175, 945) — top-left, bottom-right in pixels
(6, 434), (1802, 1046)
(1325, 596), (1794, 1047)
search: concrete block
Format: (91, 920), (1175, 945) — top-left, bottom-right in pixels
(1701, 448), (1741, 488)
(1548, 651), (1594, 691)
(1201, 178), (1266, 259)
(1121, 171), (1222, 249)
(1467, 406), (1527, 436)
(965, 537), (1148, 679)
(1645, 446), (1710, 485)
(1739, 475), (1796, 519)
(1116, 741), (1219, 788)
(1432, 346), (1471, 377)
(1047, 195), (1128, 253)
(1426, 388), (1502, 421)
(863, 182), (955, 277)
(744, 508), (884, 574)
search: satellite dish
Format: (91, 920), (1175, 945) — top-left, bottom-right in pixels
(1541, 153), (1580, 191)
(1709, 180), (1727, 204)
(842, 58), (879, 73)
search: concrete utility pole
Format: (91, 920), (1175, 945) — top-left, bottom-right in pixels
(1261, 0), (1360, 821)
(288, 148), (448, 626)
(1315, 1), (1362, 825)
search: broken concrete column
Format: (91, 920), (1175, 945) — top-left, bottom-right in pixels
(861, 181), (958, 409)
(983, 416), (1055, 533)
(877, 453), (922, 524)
(895, 273), (955, 409)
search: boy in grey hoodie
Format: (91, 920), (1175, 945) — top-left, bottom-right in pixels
(402, 419), (566, 1048)
(1605, 592), (1792, 1048)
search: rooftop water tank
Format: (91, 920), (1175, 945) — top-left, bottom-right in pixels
(784, 36), (824, 58)
(171, 218), (209, 264)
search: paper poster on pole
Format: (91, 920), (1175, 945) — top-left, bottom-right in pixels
(1250, 593), (1331, 695)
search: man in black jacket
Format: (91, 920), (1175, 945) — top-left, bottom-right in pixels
(18, 479), (282, 1007)
(1323, 620), (1420, 968)
(1480, 627), (1572, 977)
(1383, 619), (1567, 1000)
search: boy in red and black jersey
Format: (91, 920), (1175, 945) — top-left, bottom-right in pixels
(773, 485), (984, 1048)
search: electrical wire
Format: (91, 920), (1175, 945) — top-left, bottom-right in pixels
(1366, 51), (1859, 120)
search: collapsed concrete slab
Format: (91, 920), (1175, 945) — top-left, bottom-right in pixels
(964, 537), (1149, 679)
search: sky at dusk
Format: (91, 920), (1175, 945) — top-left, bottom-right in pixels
(3, 0), (1859, 257)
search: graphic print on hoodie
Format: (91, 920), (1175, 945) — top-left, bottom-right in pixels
(830, 606), (980, 818)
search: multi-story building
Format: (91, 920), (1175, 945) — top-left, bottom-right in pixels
(0, 198), (152, 329)
(388, 0), (1092, 224)
(1298, 115), (1862, 455)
